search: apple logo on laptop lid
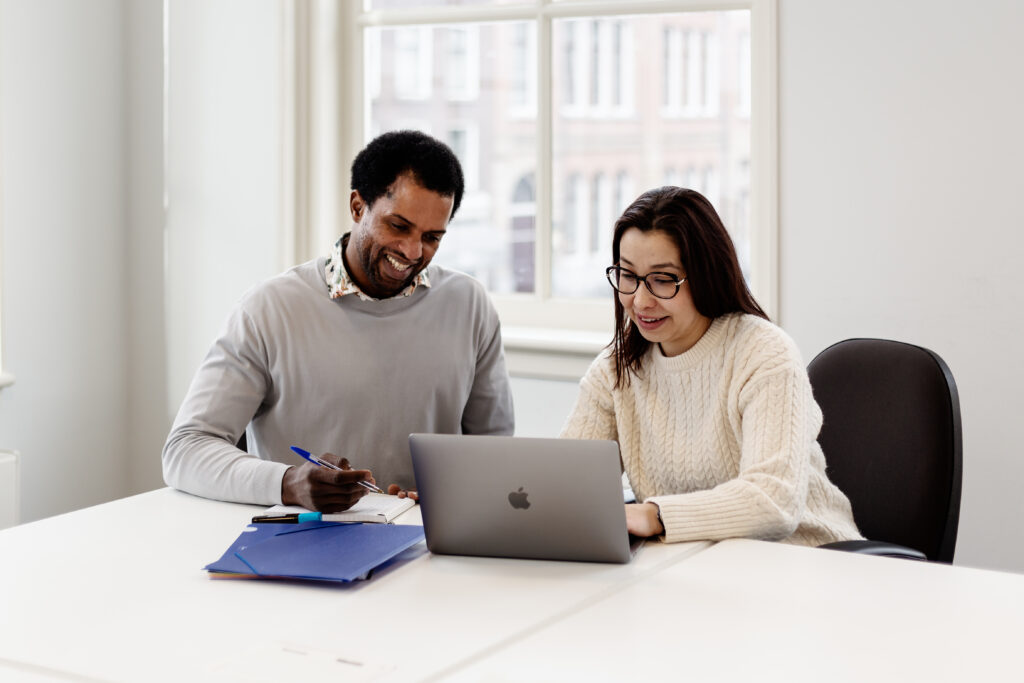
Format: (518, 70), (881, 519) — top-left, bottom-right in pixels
(508, 487), (530, 510)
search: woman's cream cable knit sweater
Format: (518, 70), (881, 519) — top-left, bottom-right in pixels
(561, 313), (862, 546)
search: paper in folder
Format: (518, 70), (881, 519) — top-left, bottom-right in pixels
(204, 521), (425, 582)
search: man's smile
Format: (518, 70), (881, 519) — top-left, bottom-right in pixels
(385, 254), (413, 273)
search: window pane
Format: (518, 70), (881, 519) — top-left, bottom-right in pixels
(551, 11), (751, 298)
(366, 21), (537, 293)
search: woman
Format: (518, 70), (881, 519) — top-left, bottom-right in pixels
(561, 187), (862, 545)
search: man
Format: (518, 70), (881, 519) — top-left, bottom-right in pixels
(163, 130), (514, 511)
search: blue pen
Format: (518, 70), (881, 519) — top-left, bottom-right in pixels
(290, 446), (385, 494)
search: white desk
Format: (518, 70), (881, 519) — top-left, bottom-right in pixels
(0, 488), (708, 682)
(454, 538), (1024, 682)
(2, 490), (1023, 682)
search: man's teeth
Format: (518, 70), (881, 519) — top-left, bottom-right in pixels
(386, 255), (411, 271)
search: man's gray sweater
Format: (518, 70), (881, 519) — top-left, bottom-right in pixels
(162, 257), (514, 504)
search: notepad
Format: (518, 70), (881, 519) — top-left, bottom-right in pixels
(263, 493), (415, 524)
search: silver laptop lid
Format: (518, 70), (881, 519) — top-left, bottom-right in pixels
(409, 434), (631, 564)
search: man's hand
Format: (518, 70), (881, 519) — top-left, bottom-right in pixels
(281, 453), (375, 512)
(625, 502), (664, 537)
(387, 484), (419, 501)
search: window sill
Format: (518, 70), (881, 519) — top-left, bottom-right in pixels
(0, 372), (14, 390)
(502, 327), (610, 381)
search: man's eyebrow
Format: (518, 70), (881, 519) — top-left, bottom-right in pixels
(390, 212), (446, 234)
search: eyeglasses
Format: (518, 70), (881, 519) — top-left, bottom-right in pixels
(605, 266), (687, 299)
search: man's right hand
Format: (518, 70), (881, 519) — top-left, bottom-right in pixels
(281, 453), (374, 512)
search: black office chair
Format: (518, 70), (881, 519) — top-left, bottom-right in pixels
(807, 338), (962, 563)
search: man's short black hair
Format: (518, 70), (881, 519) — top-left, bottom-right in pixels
(351, 130), (465, 220)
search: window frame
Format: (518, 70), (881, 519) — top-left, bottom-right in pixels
(325, 0), (777, 375)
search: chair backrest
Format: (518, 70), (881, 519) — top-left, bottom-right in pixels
(807, 338), (962, 563)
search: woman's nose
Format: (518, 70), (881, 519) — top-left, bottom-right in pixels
(632, 280), (657, 306)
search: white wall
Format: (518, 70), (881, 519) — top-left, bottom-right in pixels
(164, 0), (287, 413)
(510, 377), (580, 438)
(778, 0), (1024, 571)
(0, 0), (130, 520)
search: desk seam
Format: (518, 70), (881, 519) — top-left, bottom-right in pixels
(421, 540), (715, 681)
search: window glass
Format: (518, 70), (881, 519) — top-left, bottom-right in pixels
(551, 11), (750, 297)
(366, 21), (537, 293)
(361, 8), (753, 304)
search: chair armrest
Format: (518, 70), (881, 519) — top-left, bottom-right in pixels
(818, 540), (927, 561)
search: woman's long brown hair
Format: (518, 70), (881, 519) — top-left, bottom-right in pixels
(610, 187), (769, 388)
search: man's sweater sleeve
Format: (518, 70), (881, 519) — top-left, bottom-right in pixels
(646, 365), (817, 543)
(161, 306), (290, 505)
(461, 314), (515, 436)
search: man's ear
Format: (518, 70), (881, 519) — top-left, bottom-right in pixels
(350, 190), (365, 222)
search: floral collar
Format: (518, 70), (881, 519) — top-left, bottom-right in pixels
(324, 234), (430, 301)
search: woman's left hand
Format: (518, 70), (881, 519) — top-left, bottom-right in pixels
(625, 502), (664, 537)
(387, 484), (419, 501)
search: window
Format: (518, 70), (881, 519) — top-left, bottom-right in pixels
(663, 25), (721, 119)
(561, 172), (584, 256)
(614, 170), (633, 222)
(445, 26), (480, 102)
(367, 20), (537, 302)
(392, 27), (432, 101)
(561, 18), (632, 118)
(509, 23), (536, 115)
(593, 172), (614, 257)
(510, 174), (536, 293)
(447, 124), (480, 192)
(366, 28), (382, 101)
(331, 0), (777, 340)
(589, 173), (604, 255)
(738, 31), (752, 117)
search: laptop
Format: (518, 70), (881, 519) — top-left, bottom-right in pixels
(408, 433), (634, 564)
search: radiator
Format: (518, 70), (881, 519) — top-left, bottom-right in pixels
(0, 450), (19, 530)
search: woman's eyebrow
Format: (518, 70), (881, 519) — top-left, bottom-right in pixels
(619, 257), (681, 271)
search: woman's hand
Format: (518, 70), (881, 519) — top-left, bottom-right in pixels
(387, 484), (419, 501)
(625, 502), (664, 537)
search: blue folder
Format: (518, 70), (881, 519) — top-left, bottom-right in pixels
(205, 521), (425, 582)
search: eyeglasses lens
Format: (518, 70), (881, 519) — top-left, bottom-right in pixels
(606, 267), (679, 299)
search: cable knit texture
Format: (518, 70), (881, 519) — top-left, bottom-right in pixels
(561, 313), (862, 546)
